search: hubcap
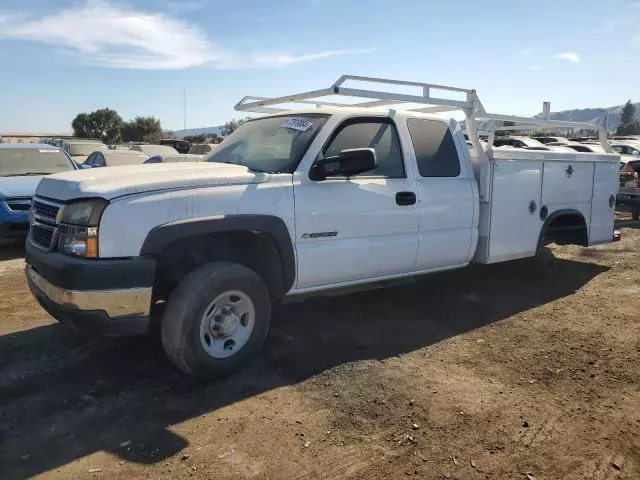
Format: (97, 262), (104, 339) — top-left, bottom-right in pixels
(199, 290), (255, 359)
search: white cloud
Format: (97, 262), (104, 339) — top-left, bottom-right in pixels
(553, 52), (581, 64)
(0, 11), (20, 24)
(246, 48), (375, 67)
(0, 1), (370, 70)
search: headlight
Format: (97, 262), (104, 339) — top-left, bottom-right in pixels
(56, 199), (107, 226)
(56, 199), (107, 258)
(58, 225), (99, 257)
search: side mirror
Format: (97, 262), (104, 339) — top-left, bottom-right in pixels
(310, 148), (377, 181)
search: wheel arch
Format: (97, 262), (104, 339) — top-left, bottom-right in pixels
(141, 215), (295, 299)
(537, 208), (588, 249)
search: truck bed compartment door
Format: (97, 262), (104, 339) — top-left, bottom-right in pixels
(488, 160), (543, 261)
(589, 162), (619, 244)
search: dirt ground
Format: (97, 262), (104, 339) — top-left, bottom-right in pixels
(1, 217), (639, 480)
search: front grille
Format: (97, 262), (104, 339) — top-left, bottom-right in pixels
(31, 223), (55, 248)
(32, 200), (60, 220)
(29, 198), (63, 250)
(4, 197), (32, 212)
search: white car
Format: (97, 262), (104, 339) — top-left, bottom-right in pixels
(61, 140), (108, 164)
(24, 76), (620, 378)
(610, 141), (640, 157)
(130, 144), (179, 156)
(491, 136), (549, 149)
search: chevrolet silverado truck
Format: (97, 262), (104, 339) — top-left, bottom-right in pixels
(25, 76), (621, 378)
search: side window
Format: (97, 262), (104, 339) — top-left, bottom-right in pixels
(407, 118), (461, 177)
(85, 153), (95, 165)
(96, 153), (106, 167)
(322, 120), (404, 178)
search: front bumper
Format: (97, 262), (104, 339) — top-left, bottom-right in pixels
(25, 241), (155, 337)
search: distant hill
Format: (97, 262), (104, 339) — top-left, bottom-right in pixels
(537, 102), (640, 130)
(174, 125), (225, 138)
(460, 102), (639, 132)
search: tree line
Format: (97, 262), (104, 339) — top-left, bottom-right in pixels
(71, 108), (173, 144)
(72, 108), (251, 144)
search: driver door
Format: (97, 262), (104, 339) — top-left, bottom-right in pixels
(293, 118), (419, 289)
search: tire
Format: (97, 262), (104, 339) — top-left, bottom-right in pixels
(525, 246), (555, 278)
(161, 262), (271, 378)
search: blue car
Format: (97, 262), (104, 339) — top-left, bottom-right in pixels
(0, 144), (77, 241)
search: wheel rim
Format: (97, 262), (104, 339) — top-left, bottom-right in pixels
(199, 290), (255, 359)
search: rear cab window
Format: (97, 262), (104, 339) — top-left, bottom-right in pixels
(406, 118), (461, 177)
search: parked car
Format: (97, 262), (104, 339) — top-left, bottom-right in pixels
(0, 144), (77, 242)
(61, 140), (108, 164)
(188, 143), (220, 155)
(611, 142), (640, 156)
(547, 141), (606, 153)
(531, 136), (569, 144)
(24, 75), (620, 378)
(130, 144), (179, 156)
(84, 150), (149, 167)
(152, 139), (191, 154)
(491, 136), (549, 149)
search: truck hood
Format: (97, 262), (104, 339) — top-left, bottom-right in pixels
(0, 176), (44, 199)
(35, 162), (270, 201)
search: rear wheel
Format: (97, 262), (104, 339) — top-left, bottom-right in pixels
(161, 262), (271, 378)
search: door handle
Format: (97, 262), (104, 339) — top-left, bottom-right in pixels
(396, 191), (416, 206)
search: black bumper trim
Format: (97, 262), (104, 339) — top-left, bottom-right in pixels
(25, 240), (155, 291)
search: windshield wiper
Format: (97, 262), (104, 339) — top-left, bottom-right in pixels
(2, 172), (54, 177)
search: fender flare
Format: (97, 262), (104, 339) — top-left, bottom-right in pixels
(537, 208), (588, 250)
(140, 214), (296, 292)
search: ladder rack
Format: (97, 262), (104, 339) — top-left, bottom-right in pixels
(234, 74), (608, 135)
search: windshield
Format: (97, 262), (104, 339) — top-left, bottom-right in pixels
(207, 114), (329, 173)
(0, 148), (75, 176)
(68, 143), (106, 156)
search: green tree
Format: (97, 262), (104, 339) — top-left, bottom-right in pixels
(221, 117), (251, 137)
(620, 100), (635, 125)
(71, 108), (123, 143)
(71, 113), (92, 139)
(122, 116), (162, 142)
(616, 100), (640, 135)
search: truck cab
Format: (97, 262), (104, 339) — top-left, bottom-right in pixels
(25, 76), (620, 378)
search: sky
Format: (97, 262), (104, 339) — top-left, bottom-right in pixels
(0, 0), (639, 133)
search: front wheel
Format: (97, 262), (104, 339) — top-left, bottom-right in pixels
(161, 262), (271, 378)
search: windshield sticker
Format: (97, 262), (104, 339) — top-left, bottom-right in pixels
(39, 149), (60, 153)
(281, 117), (313, 132)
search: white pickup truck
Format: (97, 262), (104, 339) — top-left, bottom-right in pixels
(25, 76), (621, 378)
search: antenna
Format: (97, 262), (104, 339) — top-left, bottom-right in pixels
(183, 88), (187, 138)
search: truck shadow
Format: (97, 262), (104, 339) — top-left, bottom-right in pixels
(0, 239), (26, 261)
(0, 258), (608, 479)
